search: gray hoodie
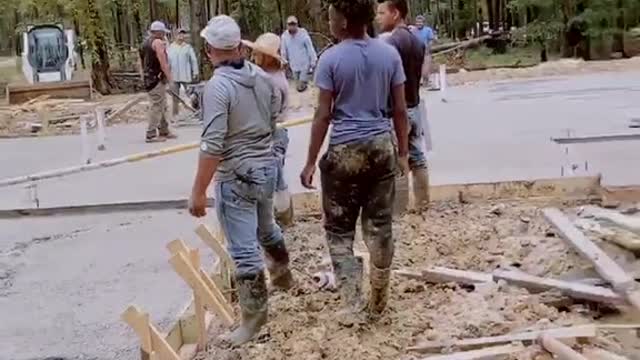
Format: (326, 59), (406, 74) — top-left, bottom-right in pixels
(200, 60), (282, 182)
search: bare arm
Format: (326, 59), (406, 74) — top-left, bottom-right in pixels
(192, 154), (220, 195)
(305, 89), (332, 167)
(153, 39), (173, 82)
(391, 84), (409, 157)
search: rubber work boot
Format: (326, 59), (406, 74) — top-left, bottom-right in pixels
(393, 175), (410, 216)
(412, 168), (430, 209)
(219, 272), (268, 346)
(368, 264), (392, 318)
(264, 242), (295, 291)
(334, 256), (365, 327)
(274, 190), (295, 228)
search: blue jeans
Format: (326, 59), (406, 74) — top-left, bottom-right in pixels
(214, 165), (284, 276)
(408, 106), (427, 170)
(273, 128), (289, 192)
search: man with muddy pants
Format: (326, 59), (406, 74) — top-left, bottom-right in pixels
(141, 21), (177, 143)
(188, 15), (294, 346)
(300, 0), (409, 323)
(377, 0), (431, 208)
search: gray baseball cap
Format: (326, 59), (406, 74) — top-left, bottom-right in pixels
(200, 15), (241, 50)
(149, 21), (170, 33)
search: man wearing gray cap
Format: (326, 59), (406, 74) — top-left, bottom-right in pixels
(141, 21), (176, 143)
(188, 15), (293, 346)
(280, 16), (317, 92)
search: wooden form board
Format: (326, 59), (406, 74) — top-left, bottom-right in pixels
(121, 305), (181, 360)
(540, 334), (588, 360)
(291, 176), (602, 216)
(7, 80), (92, 104)
(418, 343), (524, 360)
(408, 325), (597, 353)
(543, 208), (640, 312)
(493, 270), (624, 304)
(195, 224), (234, 302)
(168, 245), (234, 326)
(543, 208), (635, 292)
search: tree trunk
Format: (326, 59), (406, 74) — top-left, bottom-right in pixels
(83, 0), (114, 94)
(472, 0), (478, 37)
(176, 0), (180, 27)
(189, 0), (209, 77)
(149, 0), (157, 20)
(132, 0), (144, 45)
(487, 0), (495, 31)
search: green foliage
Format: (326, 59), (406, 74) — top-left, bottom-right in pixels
(509, 0), (564, 47)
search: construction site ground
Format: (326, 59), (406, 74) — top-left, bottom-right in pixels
(1, 61), (640, 360)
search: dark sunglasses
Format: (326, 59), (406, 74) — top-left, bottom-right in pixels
(287, 22), (298, 26)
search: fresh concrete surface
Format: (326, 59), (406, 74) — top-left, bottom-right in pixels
(2, 71), (640, 211)
(2, 70), (640, 360)
(0, 209), (218, 360)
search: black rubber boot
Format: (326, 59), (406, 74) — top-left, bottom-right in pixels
(219, 272), (268, 346)
(264, 242), (295, 291)
(367, 264), (391, 319)
(333, 256), (365, 327)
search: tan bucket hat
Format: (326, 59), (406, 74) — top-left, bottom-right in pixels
(242, 33), (287, 65)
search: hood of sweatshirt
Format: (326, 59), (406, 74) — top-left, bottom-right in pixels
(214, 59), (258, 88)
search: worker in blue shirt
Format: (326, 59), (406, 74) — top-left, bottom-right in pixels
(411, 15), (435, 85)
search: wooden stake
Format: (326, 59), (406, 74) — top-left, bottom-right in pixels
(169, 252), (235, 326)
(493, 270), (624, 304)
(543, 208), (635, 291)
(408, 325), (597, 353)
(540, 335), (588, 360)
(121, 305), (181, 360)
(195, 224), (234, 269)
(418, 343), (524, 360)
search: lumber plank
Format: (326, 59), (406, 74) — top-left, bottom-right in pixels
(106, 95), (144, 123)
(166, 239), (190, 257)
(199, 268), (234, 316)
(543, 208), (635, 292)
(493, 270), (624, 304)
(169, 252), (235, 326)
(195, 224), (234, 269)
(422, 267), (493, 285)
(189, 249), (207, 350)
(582, 206), (640, 235)
(408, 325), (597, 353)
(540, 334), (588, 360)
(419, 343), (524, 360)
(121, 305), (181, 360)
(7, 80), (91, 104)
(122, 306), (153, 353)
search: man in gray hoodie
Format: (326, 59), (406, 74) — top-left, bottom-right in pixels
(188, 15), (294, 346)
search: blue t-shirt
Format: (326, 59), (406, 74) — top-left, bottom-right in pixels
(413, 26), (434, 45)
(314, 38), (406, 146)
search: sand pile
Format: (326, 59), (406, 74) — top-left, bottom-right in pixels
(198, 199), (639, 360)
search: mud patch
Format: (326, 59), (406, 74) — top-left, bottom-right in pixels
(199, 199), (639, 360)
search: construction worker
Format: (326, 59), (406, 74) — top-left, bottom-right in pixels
(141, 21), (177, 143)
(300, 0), (409, 322)
(243, 33), (294, 226)
(377, 0), (431, 207)
(412, 15), (435, 86)
(168, 28), (199, 116)
(188, 15), (294, 346)
(280, 16), (317, 92)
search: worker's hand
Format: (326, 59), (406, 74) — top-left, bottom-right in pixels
(398, 155), (410, 177)
(188, 191), (208, 218)
(300, 163), (317, 190)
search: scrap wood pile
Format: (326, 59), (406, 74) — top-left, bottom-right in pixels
(184, 199), (640, 360)
(0, 93), (149, 138)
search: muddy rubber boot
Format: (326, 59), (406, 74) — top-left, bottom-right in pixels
(367, 265), (391, 319)
(274, 190), (294, 228)
(219, 272), (268, 346)
(393, 175), (410, 216)
(334, 256), (365, 327)
(264, 242), (295, 291)
(412, 168), (430, 209)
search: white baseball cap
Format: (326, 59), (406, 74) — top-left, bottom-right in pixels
(149, 21), (170, 33)
(200, 15), (241, 50)
(287, 16), (299, 25)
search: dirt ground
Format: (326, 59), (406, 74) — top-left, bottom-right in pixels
(196, 199), (640, 360)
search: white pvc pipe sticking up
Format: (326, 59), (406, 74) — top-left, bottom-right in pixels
(96, 107), (107, 151)
(80, 116), (91, 165)
(439, 64), (447, 102)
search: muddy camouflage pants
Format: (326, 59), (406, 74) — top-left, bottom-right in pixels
(147, 82), (169, 138)
(320, 133), (397, 271)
